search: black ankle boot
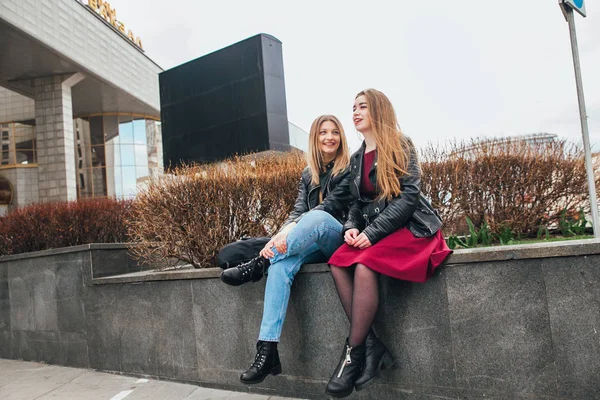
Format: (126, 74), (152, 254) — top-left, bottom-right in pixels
(325, 340), (365, 398)
(354, 330), (395, 391)
(220, 256), (270, 286)
(240, 341), (281, 384)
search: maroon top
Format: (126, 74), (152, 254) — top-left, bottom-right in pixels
(329, 149), (452, 283)
(361, 150), (377, 196)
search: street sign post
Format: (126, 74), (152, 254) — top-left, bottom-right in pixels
(558, 0), (598, 238)
(562, 0), (587, 17)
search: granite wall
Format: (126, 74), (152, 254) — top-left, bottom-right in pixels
(0, 241), (599, 399)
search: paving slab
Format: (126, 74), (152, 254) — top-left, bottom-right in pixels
(0, 359), (305, 400)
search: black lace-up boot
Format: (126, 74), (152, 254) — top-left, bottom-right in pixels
(354, 330), (395, 391)
(220, 256), (270, 286)
(325, 340), (366, 398)
(240, 341), (281, 384)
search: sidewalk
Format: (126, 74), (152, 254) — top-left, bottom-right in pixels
(0, 359), (304, 400)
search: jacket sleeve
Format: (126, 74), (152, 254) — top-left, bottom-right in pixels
(312, 167), (355, 220)
(362, 147), (421, 245)
(280, 170), (310, 230)
(343, 199), (365, 233)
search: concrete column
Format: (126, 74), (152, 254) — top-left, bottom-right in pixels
(34, 73), (84, 203)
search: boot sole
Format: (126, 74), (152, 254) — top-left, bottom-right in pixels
(325, 388), (354, 398)
(240, 364), (282, 385)
(219, 272), (263, 286)
(354, 351), (395, 391)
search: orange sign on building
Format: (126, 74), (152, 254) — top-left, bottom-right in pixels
(87, 0), (143, 49)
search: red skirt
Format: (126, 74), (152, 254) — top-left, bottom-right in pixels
(328, 228), (452, 283)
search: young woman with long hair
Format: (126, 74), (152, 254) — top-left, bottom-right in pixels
(325, 89), (452, 398)
(221, 115), (353, 384)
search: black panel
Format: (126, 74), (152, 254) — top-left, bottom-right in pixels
(159, 34), (289, 166)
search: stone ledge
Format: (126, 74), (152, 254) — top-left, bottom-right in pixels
(0, 243), (134, 262)
(447, 237), (600, 264)
(91, 238), (600, 285)
(91, 263), (331, 285)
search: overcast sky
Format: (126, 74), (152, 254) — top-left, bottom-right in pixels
(113, 0), (598, 152)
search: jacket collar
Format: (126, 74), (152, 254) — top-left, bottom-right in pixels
(323, 159), (335, 172)
(353, 141), (377, 180)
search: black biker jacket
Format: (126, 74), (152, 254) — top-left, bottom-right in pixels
(344, 142), (443, 244)
(281, 161), (353, 229)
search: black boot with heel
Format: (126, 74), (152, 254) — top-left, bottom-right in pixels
(240, 341), (281, 384)
(325, 340), (366, 398)
(354, 330), (395, 391)
(220, 256), (270, 286)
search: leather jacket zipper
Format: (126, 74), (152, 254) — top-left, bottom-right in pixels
(307, 185), (321, 208)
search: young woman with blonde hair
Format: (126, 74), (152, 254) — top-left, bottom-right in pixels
(221, 115), (353, 384)
(325, 89), (452, 398)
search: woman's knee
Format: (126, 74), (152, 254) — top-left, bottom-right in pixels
(354, 263), (377, 280)
(303, 209), (332, 224)
(267, 263), (295, 284)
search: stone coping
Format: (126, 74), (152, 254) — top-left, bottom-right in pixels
(0, 243), (134, 263)
(89, 238), (600, 285)
(1, 239), (598, 285)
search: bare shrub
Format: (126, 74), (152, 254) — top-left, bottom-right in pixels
(128, 137), (596, 266)
(0, 198), (131, 257)
(128, 152), (305, 268)
(421, 137), (597, 237)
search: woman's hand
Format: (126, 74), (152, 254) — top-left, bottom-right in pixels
(344, 229), (359, 246)
(352, 232), (372, 249)
(260, 222), (295, 258)
(259, 238), (276, 259)
(273, 230), (289, 254)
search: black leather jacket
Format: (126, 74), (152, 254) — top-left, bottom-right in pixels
(344, 142), (443, 244)
(281, 161), (353, 229)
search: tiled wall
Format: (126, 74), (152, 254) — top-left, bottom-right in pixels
(0, 88), (34, 123)
(0, 0), (161, 110)
(34, 75), (77, 203)
(0, 167), (39, 209)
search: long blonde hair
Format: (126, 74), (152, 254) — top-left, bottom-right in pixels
(307, 115), (350, 185)
(356, 89), (415, 201)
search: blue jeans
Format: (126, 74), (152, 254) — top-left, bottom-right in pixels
(258, 210), (344, 341)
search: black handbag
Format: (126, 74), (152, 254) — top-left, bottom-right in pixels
(216, 237), (270, 269)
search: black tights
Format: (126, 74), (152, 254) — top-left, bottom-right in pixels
(330, 264), (379, 347)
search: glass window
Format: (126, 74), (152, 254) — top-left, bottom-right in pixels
(91, 144), (106, 167)
(118, 115), (134, 144)
(73, 115), (158, 200)
(114, 166), (123, 198)
(1, 125), (10, 155)
(1, 151), (10, 165)
(15, 150), (35, 165)
(121, 166), (137, 198)
(91, 167), (108, 197)
(13, 123), (35, 165)
(103, 116), (118, 143)
(113, 140), (121, 167)
(132, 119), (147, 145)
(136, 166), (149, 180)
(134, 145), (148, 169)
(120, 144), (136, 167)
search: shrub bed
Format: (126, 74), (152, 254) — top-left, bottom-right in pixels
(0, 198), (132, 257)
(128, 153), (305, 268)
(421, 138), (597, 238)
(1, 138), (596, 264)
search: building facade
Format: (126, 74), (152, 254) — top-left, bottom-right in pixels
(0, 0), (163, 214)
(0, 1), (307, 215)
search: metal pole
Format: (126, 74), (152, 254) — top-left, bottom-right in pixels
(564, 6), (600, 237)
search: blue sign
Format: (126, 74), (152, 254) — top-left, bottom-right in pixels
(564, 0), (586, 17)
